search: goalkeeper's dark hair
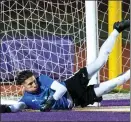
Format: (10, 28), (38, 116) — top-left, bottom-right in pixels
(17, 70), (34, 85)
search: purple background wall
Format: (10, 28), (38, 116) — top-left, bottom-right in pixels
(0, 35), (74, 81)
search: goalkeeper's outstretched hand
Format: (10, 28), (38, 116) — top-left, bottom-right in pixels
(40, 96), (56, 112)
(0, 105), (11, 113)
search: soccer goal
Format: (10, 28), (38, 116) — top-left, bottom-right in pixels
(0, 0), (130, 102)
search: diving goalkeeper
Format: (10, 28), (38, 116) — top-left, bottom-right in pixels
(1, 20), (130, 113)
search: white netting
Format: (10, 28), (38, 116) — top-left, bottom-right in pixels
(98, 0), (130, 92)
(0, 0), (130, 100)
(0, 0), (86, 99)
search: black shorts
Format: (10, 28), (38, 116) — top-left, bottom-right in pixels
(64, 67), (102, 107)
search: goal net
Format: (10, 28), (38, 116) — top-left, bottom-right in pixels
(98, 0), (130, 93)
(0, 0), (130, 101)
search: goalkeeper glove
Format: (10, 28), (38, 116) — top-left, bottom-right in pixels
(0, 105), (11, 113)
(40, 96), (56, 112)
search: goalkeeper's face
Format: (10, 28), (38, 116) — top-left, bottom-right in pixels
(23, 76), (38, 93)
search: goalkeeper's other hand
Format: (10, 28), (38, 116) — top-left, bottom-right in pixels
(0, 105), (11, 113)
(40, 96), (56, 112)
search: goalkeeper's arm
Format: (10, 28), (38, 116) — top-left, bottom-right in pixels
(40, 80), (67, 112)
(0, 102), (26, 113)
(0, 105), (11, 113)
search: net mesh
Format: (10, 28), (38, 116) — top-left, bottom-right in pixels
(0, 0), (130, 100)
(98, 0), (130, 92)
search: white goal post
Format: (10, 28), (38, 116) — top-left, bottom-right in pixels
(85, 1), (99, 85)
(85, 1), (100, 107)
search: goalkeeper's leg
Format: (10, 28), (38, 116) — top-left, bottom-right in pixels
(94, 69), (130, 97)
(86, 20), (130, 79)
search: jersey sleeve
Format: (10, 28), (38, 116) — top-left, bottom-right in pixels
(39, 74), (54, 88)
(19, 94), (41, 110)
(19, 96), (28, 108)
(19, 96), (25, 103)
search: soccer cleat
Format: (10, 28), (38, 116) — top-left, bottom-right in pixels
(113, 20), (130, 33)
